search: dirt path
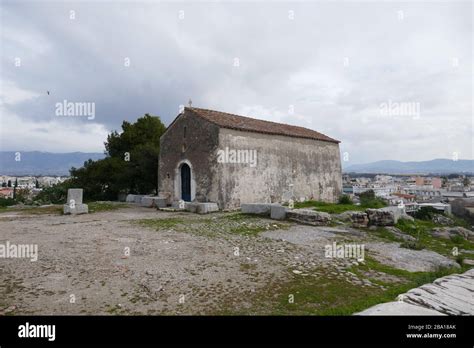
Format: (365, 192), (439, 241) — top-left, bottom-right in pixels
(0, 205), (350, 315)
(0, 205), (467, 315)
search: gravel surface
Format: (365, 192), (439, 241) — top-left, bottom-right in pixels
(0, 205), (350, 315)
(0, 204), (465, 315)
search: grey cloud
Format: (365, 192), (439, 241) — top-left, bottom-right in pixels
(0, 1), (471, 163)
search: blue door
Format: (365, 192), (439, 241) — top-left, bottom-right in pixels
(181, 163), (191, 201)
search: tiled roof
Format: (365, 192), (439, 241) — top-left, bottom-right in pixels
(186, 107), (340, 143)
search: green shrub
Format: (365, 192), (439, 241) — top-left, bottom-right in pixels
(0, 197), (16, 207)
(414, 206), (441, 220)
(358, 190), (387, 209)
(338, 195), (353, 205)
(455, 255), (465, 266)
(450, 234), (465, 244)
(34, 182), (71, 204)
(14, 188), (31, 204)
(359, 190), (375, 202)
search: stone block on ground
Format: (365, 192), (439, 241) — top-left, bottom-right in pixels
(63, 188), (88, 215)
(126, 194), (136, 203)
(171, 200), (186, 210)
(140, 196), (168, 208)
(367, 207), (399, 226)
(200, 203), (218, 214)
(185, 202), (198, 213)
(133, 195), (145, 204)
(286, 209), (331, 226)
(196, 202), (219, 214)
(336, 211), (369, 228)
(63, 203), (88, 215)
(185, 202), (219, 214)
(141, 196), (155, 207)
(241, 203), (279, 216)
(67, 188), (83, 205)
(271, 205), (287, 220)
(154, 197), (167, 208)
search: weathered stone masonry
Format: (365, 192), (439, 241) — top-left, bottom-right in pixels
(158, 107), (342, 210)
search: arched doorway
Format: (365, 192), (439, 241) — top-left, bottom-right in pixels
(180, 163), (191, 201)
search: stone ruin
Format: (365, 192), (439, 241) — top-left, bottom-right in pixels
(63, 188), (88, 215)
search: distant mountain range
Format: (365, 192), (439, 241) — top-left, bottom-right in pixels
(0, 152), (472, 176)
(0, 151), (105, 176)
(343, 159), (474, 175)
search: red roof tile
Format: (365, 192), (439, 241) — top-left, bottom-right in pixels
(186, 107), (340, 143)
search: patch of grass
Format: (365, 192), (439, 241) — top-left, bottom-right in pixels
(88, 201), (127, 213)
(274, 274), (396, 315)
(221, 212), (263, 222)
(2, 201), (127, 215)
(448, 214), (471, 229)
(455, 255), (465, 266)
(230, 221), (285, 236)
(351, 256), (463, 286)
(294, 200), (366, 214)
(105, 304), (122, 314)
(400, 240), (425, 250)
(135, 218), (184, 230)
(240, 263), (257, 272)
(216, 254), (467, 316)
(18, 205), (63, 215)
(395, 218), (474, 256)
(450, 234), (465, 244)
(293, 199), (386, 214)
(369, 227), (402, 242)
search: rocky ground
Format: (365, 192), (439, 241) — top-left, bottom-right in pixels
(0, 203), (472, 315)
(357, 268), (474, 315)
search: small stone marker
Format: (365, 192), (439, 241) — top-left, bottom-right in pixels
(63, 188), (88, 215)
(67, 189), (83, 204)
(270, 205), (287, 220)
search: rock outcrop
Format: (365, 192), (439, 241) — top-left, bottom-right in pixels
(431, 227), (474, 241)
(286, 209), (331, 226)
(366, 208), (397, 226)
(367, 242), (460, 272)
(357, 268), (474, 315)
(336, 210), (369, 228)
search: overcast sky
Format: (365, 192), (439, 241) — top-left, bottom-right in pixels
(0, 0), (472, 165)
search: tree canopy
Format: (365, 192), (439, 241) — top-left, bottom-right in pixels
(65, 114), (166, 201)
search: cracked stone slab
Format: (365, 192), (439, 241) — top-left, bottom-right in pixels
(355, 301), (445, 316)
(356, 269), (474, 315)
(400, 269), (474, 315)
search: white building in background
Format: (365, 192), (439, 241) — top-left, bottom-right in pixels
(37, 176), (65, 187)
(374, 175), (393, 184)
(352, 185), (399, 198)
